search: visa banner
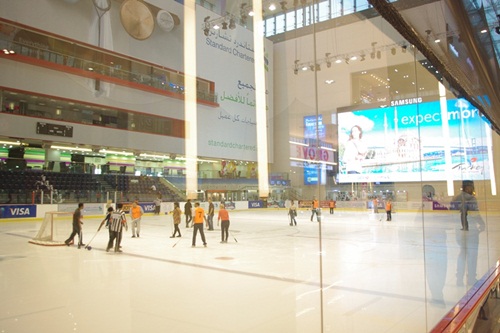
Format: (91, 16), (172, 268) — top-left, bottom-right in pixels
(0, 205), (37, 218)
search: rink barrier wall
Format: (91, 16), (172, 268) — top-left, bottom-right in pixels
(430, 260), (500, 332)
(1, 200), (497, 221)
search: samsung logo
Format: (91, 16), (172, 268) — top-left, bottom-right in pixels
(390, 97), (423, 106)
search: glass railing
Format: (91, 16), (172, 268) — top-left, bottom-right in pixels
(0, 19), (218, 105)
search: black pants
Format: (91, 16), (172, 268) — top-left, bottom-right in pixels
(386, 210), (392, 221)
(192, 223), (206, 246)
(66, 225), (82, 245)
(108, 230), (122, 251)
(172, 224), (181, 237)
(221, 220), (230, 241)
(185, 214), (192, 227)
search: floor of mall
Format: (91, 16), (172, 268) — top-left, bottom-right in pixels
(1, 209), (499, 333)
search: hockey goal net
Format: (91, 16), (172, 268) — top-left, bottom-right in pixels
(29, 211), (73, 246)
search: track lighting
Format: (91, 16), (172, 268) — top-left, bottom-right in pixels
(391, 47), (396, 55)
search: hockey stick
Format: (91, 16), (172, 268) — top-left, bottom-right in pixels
(172, 236), (182, 248)
(230, 230), (238, 243)
(85, 225), (102, 250)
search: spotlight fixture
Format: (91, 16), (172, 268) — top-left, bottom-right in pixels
(391, 47), (396, 55)
(344, 57), (349, 64)
(221, 21), (228, 29)
(370, 52), (375, 59)
(326, 60), (331, 68)
(294, 68), (298, 75)
(376, 50), (381, 59)
(229, 18), (236, 29)
(360, 53), (366, 61)
(204, 16), (211, 22)
(315, 64), (321, 71)
(203, 28), (210, 36)
(280, 1), (287, 10)
(401, 44), (407, 53)
(309, 64), (315, 71)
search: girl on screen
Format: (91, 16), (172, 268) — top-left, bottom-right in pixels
(343, 125), (367, 174)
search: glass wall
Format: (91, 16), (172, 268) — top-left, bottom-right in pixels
(0, 0), (499, 332)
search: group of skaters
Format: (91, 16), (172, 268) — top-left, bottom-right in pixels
(64, 199), (232, 252)
(286, 197), (393, 225)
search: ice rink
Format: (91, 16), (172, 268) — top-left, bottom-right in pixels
(1, 208), (497, 332)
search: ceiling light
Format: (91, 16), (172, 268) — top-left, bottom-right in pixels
(0, 140), (21, 146)
(335, 59), (342, 64)
(325, 79), (335, 84)
(269, 3), (276, 11)
(51, 145), (92, 152)
(99, 149), (134, 156)
(301, 65), (308, 71)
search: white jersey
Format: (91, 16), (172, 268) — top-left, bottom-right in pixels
(109, 210), (126, 232)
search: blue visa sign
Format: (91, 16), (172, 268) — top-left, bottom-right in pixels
(248, 200), (264, 209)
(0, 205), (37, 218)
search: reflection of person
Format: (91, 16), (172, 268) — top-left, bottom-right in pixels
(170, 202), (182, 238)
(343, 125), (367, 174)
(452, 180), (485, 287)
(452, 180), (479, 231)
(65, 203), (84, 248)
(372, 197), (379, 214)
(218, 204), (230, 243)
(192, 202), (207, 247)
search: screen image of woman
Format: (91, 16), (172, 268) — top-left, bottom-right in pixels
(342, 125), (367, 174)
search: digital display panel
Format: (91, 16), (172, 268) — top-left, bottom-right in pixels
(337, 98), (492, 183)
(303, 115), (326, 185)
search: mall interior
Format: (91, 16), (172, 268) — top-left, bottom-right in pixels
(1, 0), (500, 332)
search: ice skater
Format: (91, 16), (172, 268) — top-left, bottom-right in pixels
(192, 202), (207, 247)
(310, 197), (319, 222)
(217, 203), (230, 243)
(207, 199), (215, 230)
(385, 199), (392, 221)
(107, 203), (127, 252)
(184, 199), (193, 228)
(170, 202), (182, 238)
(288, 200), (297, 226)
(65, 203), (84, 248)
(130, 200), (144, 238)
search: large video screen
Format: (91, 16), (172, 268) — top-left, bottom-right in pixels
(303, 115), (326, 185)
(337, 98), (492, 183)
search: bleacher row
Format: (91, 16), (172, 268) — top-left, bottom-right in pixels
(0, 170), (183, 202)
